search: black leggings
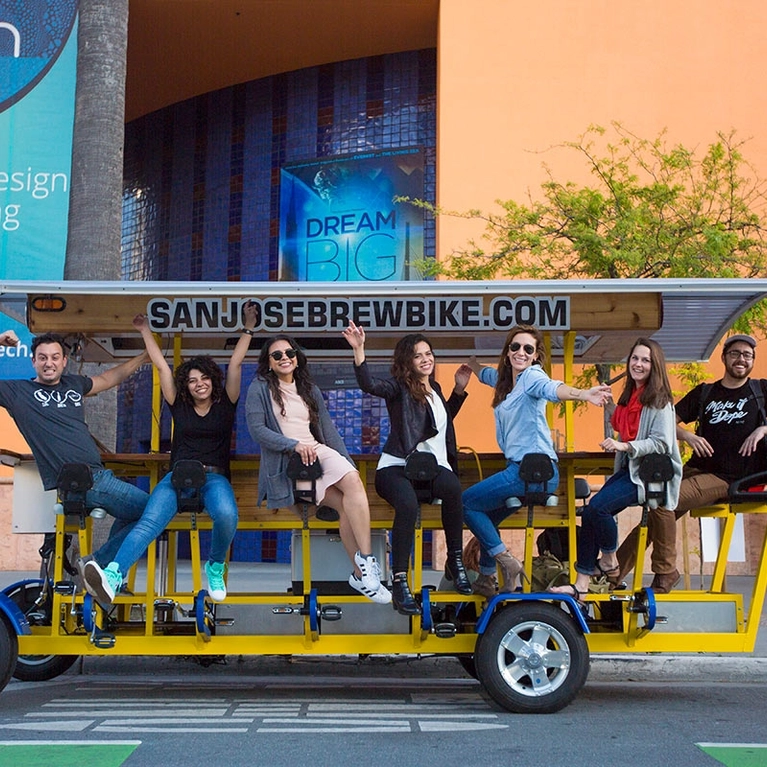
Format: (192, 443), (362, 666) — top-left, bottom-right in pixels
(374, 465), (464, 574)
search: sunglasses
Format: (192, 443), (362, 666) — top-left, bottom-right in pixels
(269, 348), (297, 361)
(509, 342), (536, 355)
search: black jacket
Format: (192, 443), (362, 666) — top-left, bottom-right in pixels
(354, 360), (467, 472)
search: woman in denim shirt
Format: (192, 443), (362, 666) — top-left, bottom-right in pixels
(464, 325), (611, 598)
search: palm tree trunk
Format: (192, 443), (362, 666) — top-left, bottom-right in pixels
(65, 0), (129, 282)
(65, 0), (130, 452)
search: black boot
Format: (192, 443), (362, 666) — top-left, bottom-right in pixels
(445, 550), (473, 595)
(391, 574), (420, 616)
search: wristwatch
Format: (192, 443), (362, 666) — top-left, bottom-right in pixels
(242, 328), (254, 336)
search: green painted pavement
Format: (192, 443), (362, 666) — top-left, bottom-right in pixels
(697, 744), (767, 767)
(0, 742), (139, 766)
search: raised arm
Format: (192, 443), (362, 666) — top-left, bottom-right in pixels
(225, 300), (257, 402)
(132, 314), (176, 403)
(88, 343), (149, 397)
(0, 330), (19, 347)
(342, 320), (366, 365)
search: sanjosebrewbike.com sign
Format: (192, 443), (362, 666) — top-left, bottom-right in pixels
(145, 295), (571, 333)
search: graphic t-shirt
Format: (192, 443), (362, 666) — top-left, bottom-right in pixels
(675, 379), (767, 482)
(0, 375), (102, 489)
(168, 395), (237, 477)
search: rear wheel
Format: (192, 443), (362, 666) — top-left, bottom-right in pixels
(475, 601), (589, 714)
(0, 614), (18, 692)
(6, 582), (79, 682)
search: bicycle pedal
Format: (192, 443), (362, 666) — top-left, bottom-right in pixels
(54, 580), (77, 595)
(433, 622), (457, 638)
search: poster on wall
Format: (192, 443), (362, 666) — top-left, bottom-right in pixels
(279, 147), (425, 282)
(0, 0), (78, 378)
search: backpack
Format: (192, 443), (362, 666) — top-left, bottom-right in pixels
(531, 551), (571, 592)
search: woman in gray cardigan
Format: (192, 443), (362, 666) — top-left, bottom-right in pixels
(550, 337), (682, 602)
(245, 334), (391, 605)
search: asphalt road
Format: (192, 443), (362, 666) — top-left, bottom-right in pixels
(1, 659), (766, 767)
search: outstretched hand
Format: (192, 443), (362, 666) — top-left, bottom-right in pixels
(342, 321), (365, 349)
(132, 314), (149, 331)
(586, 384), (612, 406)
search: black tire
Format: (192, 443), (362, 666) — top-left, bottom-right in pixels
(6, 582), (79, 682)
(475, 601), (589, 714)
(0, 613), (18, 692)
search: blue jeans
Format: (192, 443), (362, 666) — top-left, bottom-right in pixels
(111, 471), (238, 576)
(87, 469), (149, 566)
(463, 461), (559, 575)
(575, 468), (638, 576)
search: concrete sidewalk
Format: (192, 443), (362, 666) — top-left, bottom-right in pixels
(2, 563), (766, 683)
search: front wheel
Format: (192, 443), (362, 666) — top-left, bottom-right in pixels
(0, 614), (18, 692)
(6, 581), (79, 682)
(475, 601), (589, 714)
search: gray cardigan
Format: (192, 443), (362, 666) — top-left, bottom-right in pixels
(245, 376), (354, 508)
(613, 401), (683, 510)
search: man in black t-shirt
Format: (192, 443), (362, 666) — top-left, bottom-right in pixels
(0, 329), (149, 566)
(616, 334), (767, 592)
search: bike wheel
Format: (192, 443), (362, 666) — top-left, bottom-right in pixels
(0, 613), (18, 692)
(475, 601), (589, 714)
(6, 581), (79, 682)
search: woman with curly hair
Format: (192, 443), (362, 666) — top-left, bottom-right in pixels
(246, 334), (391, 605)
(83, 306), (257, 606)
(343, 322), (473, 616)
(463, 325), (611, 598)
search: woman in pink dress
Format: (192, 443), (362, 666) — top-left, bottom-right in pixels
(246, 334), (391, 605)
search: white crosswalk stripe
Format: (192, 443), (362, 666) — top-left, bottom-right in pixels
(2, 691), (507, 734)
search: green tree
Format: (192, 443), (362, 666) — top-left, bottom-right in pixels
(408, 123), (767, 330)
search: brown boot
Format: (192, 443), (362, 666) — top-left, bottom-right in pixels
(650, 568), (680, 594)
(472, 573), (497, 598)
(494, 550), (526, 593)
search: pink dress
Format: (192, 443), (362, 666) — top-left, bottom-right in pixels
(271, 380), (356, 505)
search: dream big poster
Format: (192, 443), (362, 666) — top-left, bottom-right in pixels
(279, 147), (425, 282)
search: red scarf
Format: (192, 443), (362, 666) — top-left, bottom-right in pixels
(611, 386), (644, 441)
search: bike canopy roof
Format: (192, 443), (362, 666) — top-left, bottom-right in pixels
(0, 278), (764, 364)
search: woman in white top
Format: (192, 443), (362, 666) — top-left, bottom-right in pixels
(344, 322), (473, 616)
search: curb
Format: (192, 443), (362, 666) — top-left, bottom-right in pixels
(589, 654), (767, 682)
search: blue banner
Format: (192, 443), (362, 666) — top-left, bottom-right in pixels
(0, 1), (78, 378)
(279, 147), (425, 282)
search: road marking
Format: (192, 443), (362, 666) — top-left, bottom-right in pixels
(0, 721), (93, 732)
(3, 690), (506, 735)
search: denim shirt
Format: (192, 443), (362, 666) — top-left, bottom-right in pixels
(479, 364), (562, 462)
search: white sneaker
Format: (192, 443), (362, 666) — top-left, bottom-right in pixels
(204, 561), (227, 602)
(354, 551), (384, 593)
(348, 572), (393, 604)
(83, 561), (121, 605)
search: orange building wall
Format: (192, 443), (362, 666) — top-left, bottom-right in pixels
(435, 0), (767, 450)
(436, 0), (767, 256)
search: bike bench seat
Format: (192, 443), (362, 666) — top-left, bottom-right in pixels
(691, 471), (767, 517)
(54, 463), (106, 521)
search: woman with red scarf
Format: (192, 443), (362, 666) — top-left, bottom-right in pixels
(551, 338), (682, 602)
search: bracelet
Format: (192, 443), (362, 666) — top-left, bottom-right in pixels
(242, 328), (254, 336)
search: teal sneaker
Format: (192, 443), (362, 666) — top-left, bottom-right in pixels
(204, 560), (227, 602)
(83, 561), (122, 605)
